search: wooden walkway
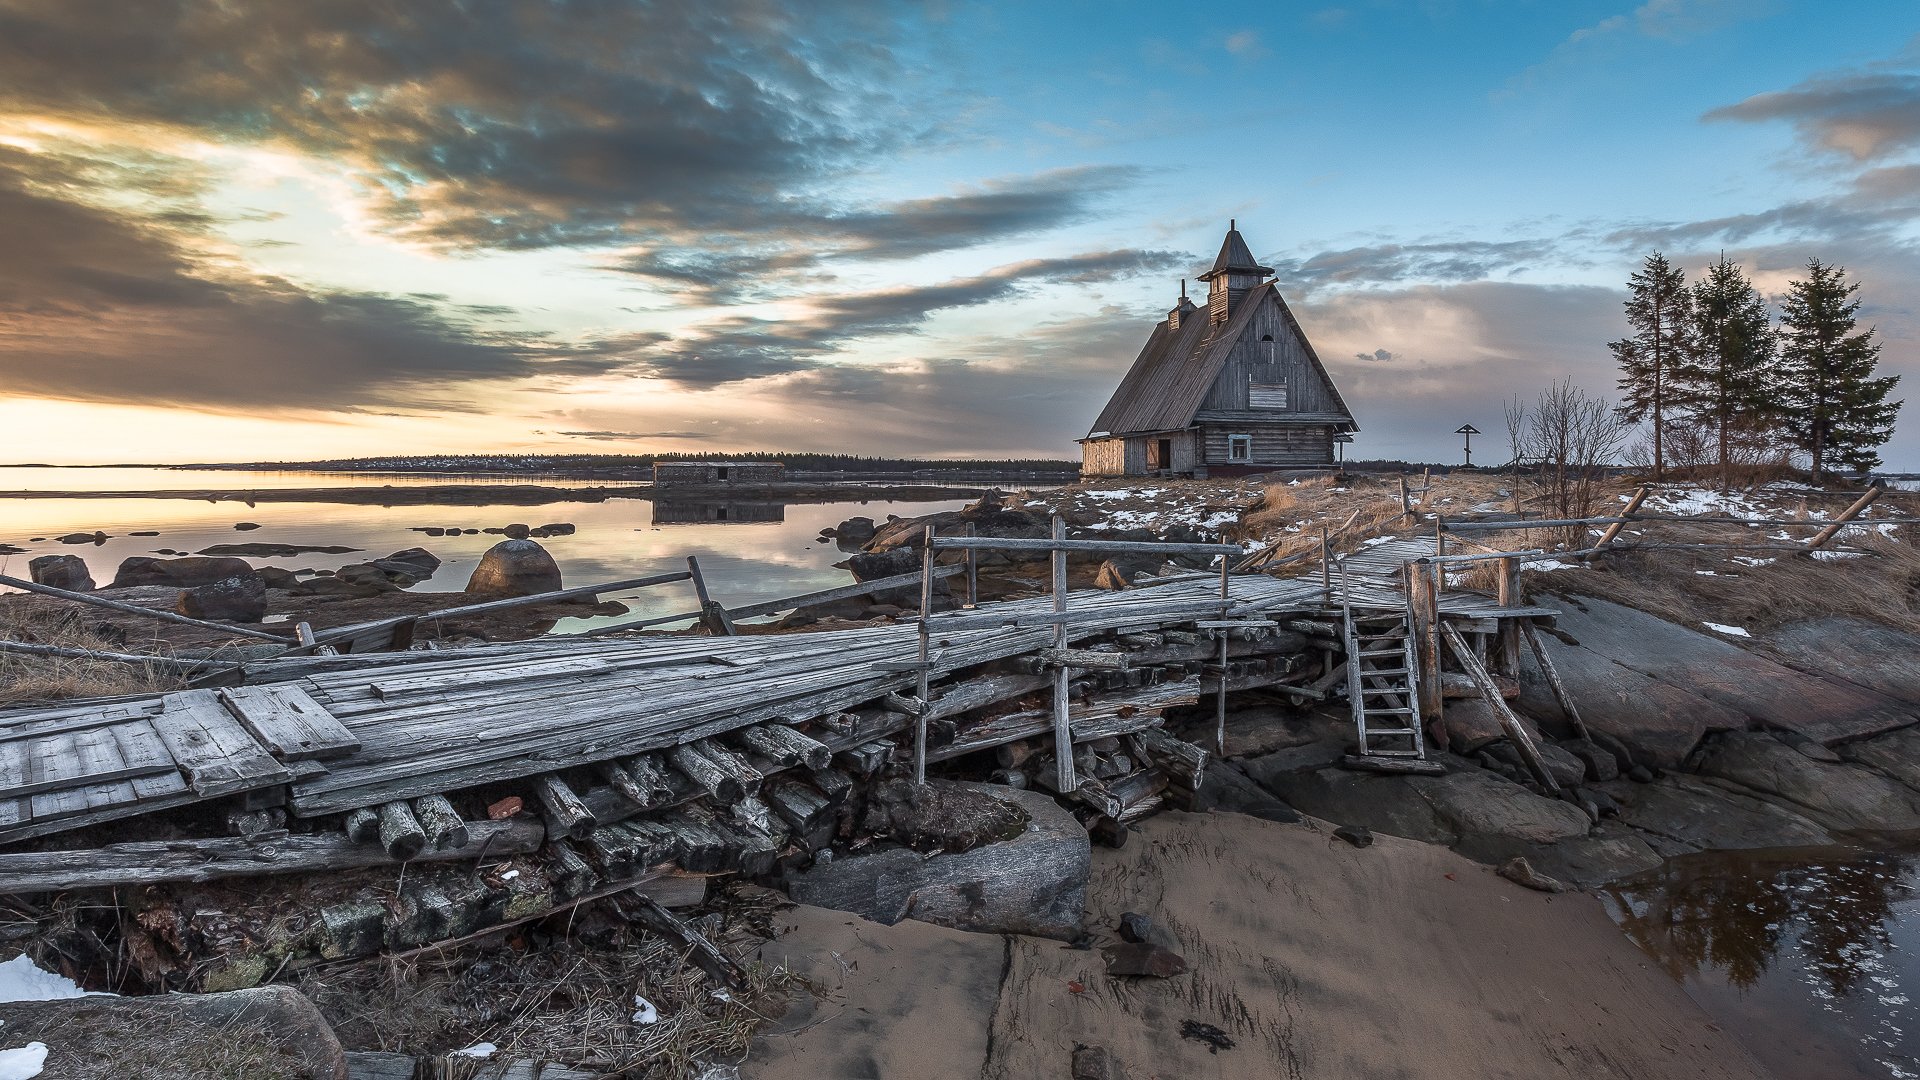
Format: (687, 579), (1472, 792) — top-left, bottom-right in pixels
(0, 539), (1553, 845)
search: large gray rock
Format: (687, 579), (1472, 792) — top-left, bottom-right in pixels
(1093, 555), (1160, 590)
(1604, 772), (1836, 849)
(1767, 618), (1920, 705)
(1840, 725), (1920, 789)
(177, 573), (267, 623)
(1537, 594), (1917, 749)
(1517, 824), (1665, 887)
(1696, 731), (1920, 833)
(113, 555), (253, 589)
(786, 783), (1088, 940)
(373, 547), (441, 583)
(27, 553), (92, 591)
(0, 984), (347, 1080)
(1254, 766), (1455, 845)
(464, 538), (562, 598)
(1416, 767), (1592, 847)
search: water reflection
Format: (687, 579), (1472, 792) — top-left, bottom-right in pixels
(650, 500), (785, 525)
(1604, 848), (1920, 1078)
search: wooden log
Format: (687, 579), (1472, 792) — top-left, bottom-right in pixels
(0, 819), (545, 894)
(1520, 622), (1589, 740)
(687, 556), (738, 637)
(837, 741), (891, 777)
(1107, 767), (1169, 809)
(376, 801), (427, 861)
(342, 807), (380, 844)
(618, 893), (747, 989)
(534, 775), (596, 840)
(1038, 647), (1130, 670)
(622, 753), (675, 804)
(732, 724), (831, 770)
(805, 765), (855, 802)
(1130, 728), (1208, 791)
(725, 564), (966, 620)
(1050, 515), (1077, 793)
(928, 537), (1241, 557)
(1587, 485), (1649, 557)
(666, 740), (760, 803)
(1806, 483), (1885, 552)
(0, 573), (286, 642)
(763, 777), (833, 834)
(547, 841), (599, 897)
(410, 794), (469, 850)
(602, 760), (656, 810)
(1439, 622), (1558, 793)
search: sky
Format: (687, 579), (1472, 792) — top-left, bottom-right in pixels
(1, 0), (1919, 468)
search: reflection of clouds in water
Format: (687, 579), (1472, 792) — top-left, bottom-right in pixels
(1605, 849), (1920, 1077)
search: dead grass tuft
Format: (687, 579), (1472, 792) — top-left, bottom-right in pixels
(2, 1004), (298, 1080)
(0, 603), (185, 705)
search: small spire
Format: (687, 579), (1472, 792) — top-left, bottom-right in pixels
(1179, 278), (1187, 300)
(1230, 218), (1236, 231)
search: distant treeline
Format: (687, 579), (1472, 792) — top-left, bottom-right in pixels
(185, 452), (1082, 475)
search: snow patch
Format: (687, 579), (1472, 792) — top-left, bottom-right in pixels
(453, 1042), (497, 1058)
(0, 955), (89, 1004)
(0, 1043), (46, 1080)
(1703, 622), (1751, 638)
(633, 995), (659, 1024)
(1526, 559), (1579, 572)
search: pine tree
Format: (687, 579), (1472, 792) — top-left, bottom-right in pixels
(1678, 255), (1776, 490)
(1776, 259), (1902, 481)
(1610, 252), (1693, 481)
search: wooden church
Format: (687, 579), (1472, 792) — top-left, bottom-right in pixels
(1080, 223), (1358, 477)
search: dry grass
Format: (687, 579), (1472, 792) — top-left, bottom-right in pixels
(2, 1003), (299, 1080)
(0, 602), (186, 704)
(298, 886), (802, 1078)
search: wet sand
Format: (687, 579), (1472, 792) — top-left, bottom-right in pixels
(747, 811), (1770, 1079)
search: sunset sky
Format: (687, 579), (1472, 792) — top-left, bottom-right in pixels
(1, 1), (1917, 466)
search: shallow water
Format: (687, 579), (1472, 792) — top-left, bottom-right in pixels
(0, 465), (628, 490)
(1603, 847), (1920, 1079)
(0, 477), (975, 632)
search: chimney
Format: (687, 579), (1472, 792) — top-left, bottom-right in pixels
(1167, 279), (1195, 330)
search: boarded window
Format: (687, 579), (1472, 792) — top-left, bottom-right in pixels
(1228, 434), (1252, 462)
(1250, 382), (1289, 410)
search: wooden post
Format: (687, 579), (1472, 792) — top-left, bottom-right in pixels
(1495, 557), (1520, 675)
(1521, 621), (1590, 740)
(914, 525), (935, 784)
(1050, 514), (1077, 792)
(1587, 485), (1649, 559)
(1407, 559), (1444, 724)
(1441, 623), (1559, 793)
(1319, 525), (1332, 603)
(1399, 475), (1413, 519)
(1434, 515), (1445, 557)
(1805, 483), (1885, 553)
(686, 556), (736, 637)
(1216, 553), (1230, 754)
(1495, 557), (1516, 609)
(964, 522), (978, 608)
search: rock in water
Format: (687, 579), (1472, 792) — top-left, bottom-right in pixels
(178, 574), (267, 623)
(27, 554), (92, 591)
(503, 523), (531, 539)
(113, 555), (253, 588)
(465, 538), (563, 597)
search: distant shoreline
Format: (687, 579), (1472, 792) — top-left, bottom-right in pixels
(0, 481), (1004, 506)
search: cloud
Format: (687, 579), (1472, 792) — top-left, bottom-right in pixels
(0, 146), (613, 412)
(613, 166), (1148, 302)
(1224, 30), (1269, 59)
(550, 430), (717, 441)
(1707, 71), (1920, 161)
(1267, 239), (1563, 292)
(1355, 348), (1395, 362)
(630, 249), (1186, 386)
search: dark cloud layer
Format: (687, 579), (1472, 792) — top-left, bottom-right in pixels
(1266, 239), (1561, 292)
(1708, 71), (1920, 161)
(630, 249), (1185, 386)
(0, 147), (611, 410)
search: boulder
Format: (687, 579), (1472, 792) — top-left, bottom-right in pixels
(56, 531), (108, 545)
(1696, 731), (1920, 833)
(372, 547), (440, 581)
(833, 516), (877, 544)
(112, 555), (253, 589)
(866, 505), (1049, 557)
(786, 783), (1088, 940)
(233, 522), (262, 531)
(1766, 618), (1920, 705)
(845, 548), (949, 607)
(1252, 765), (1455, 845)
(333, 563), (400, 592)
(27, 553), (92, 591)
(196, 543), (359, 557)
(1563, 739), (1620, 783)
(1093, 556), (1159, 590)
(178, 574), (267, 623)
(257, 566), (299, 590)
(530, 522), (576, 538)
(1415, 767), (1591, 849)
(1534, 742), (1588, 788)
(503, 523), (531, 539)
(860, 779), (1029, 853)
(1604, 772), (1836, 849)
(1516, 628), (1746, 768)
(464, 539), (563, 598)
(1515, 824), (1665, 887)
(1193, 760), (1302, 823)
(0, 985), (347, 1080)
(1840, 725), (1920, 790)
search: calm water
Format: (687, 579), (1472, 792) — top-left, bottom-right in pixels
(0, 465), (633, 490)
(0, 468), (974, 632)
(1604, 848), (1920, 1079)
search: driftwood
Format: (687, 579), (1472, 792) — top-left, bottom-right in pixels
(1439, 623), (1558, 793)
(411, 794), (469, 849)
(0, 819), (545, 894)
(376, 801), (427, 860)
(616, 893), (747, 990)
(535, 775), (596, 840)
(731, 724), (831, 770)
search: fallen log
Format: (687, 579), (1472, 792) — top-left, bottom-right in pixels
(0, 819), (545, 894)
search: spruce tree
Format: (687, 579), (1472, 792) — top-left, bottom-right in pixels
(1610, 252), (1693, 480)
(1679, 255), (1776, 490)
(1776, 259), (1901, 481)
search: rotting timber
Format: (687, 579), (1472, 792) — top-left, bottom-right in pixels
(0, 521), (1556, 990)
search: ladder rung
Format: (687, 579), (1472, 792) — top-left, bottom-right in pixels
(1364, 707), (1415, 716)
(1363, 727), (1418, 736)
(1357, 648), (1403, 658)
(1358, 668), (1410, 678)
(1360, 687), (1409, 695)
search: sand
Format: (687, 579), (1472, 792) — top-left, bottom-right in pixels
(745, 811), (1771, 1079)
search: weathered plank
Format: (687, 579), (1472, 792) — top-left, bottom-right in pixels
(218, 684), (360, 761)
(149, 690), (291, 797)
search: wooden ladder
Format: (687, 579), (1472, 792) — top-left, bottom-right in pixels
(1339, 562), (1426, 759)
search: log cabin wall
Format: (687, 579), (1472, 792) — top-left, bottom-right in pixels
(1197, 298), (1342, 416)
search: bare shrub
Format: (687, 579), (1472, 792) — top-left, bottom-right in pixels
(1509, 381), (1634, 548)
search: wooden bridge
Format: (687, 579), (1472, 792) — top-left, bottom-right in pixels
(0, 528), (1558, 897)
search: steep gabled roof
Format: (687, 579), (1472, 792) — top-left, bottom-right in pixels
(1198, 224), (1273, 281)
(1084, 283), (1358, 438)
